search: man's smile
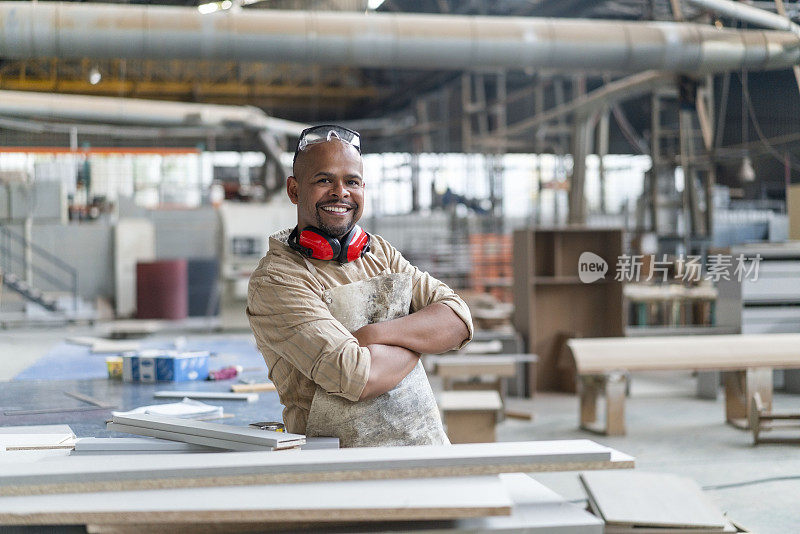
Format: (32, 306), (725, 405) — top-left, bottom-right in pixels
(319, 203), (355, 215)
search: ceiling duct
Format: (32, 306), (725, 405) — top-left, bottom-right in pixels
(684, 0), (800, 35)
(0, 2), (798, 74)
(0, 90), (306, 135)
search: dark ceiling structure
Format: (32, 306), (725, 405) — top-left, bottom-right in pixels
(0, 0), (798, 199)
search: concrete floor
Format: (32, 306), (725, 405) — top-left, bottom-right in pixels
(2, 325), (800, 533)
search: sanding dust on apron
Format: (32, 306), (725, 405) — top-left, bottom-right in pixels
(304, 270), (449, 448)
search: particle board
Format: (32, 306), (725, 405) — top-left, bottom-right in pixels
(106, 422), (278, 452)
(90, 340), (142, 354)
(0, 476), (513, 526)
(1, 434), (76, 452)
(104, 319), (163, 338)
(82, 474), (604, 534)
(4, 405), (115, 416)
(230, 382), (276, 393)
(66, 336), (141, 353)
(579, 471), (727, 529)
(153, 391), (258, 402)
(109, 413), (303, 449)
(433, 357), (520, 378)
(438, 391), (504, 411)
(74, 437), (220, 453)
(0, 440), (631, 497)
(603, 521), (738, 534)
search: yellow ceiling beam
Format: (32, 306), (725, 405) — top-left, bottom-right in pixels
(0, 78), (378, 100)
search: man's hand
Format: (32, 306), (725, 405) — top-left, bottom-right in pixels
(352, 302), (468, 355)
(359, 344), (420, 400)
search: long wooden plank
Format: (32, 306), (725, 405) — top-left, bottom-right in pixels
(153, 391), (258, 402)
(4, 406), (115, 416)
(0, 476), (512, 526)
(580, 471), (727, 529)
(73, 437), (337, 454)
(106, 423), (276, 452)
(73, 438), (218, 454)
(82, 474), (604, 533)
(438, 391), (504, 411)
(604, 522), (736, 534)
(230, 383), (276, 393)
(0, 440), (631, 497)
(109, 414), (303, 449)
(568, 333), (800, 373)
(434, 357), (519, 378)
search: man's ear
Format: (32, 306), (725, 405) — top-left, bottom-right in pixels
(287, 176), (299, 205)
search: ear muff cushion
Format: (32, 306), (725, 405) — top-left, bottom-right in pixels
(298, 229), (340, 261)
(342, 226), (370, 263)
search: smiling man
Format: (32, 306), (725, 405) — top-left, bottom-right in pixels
(247, 125), (473, 447)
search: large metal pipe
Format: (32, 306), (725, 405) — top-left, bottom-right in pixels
(0, 2), (798, 74)
(684, 0), (800, 36)
(0, 90), (306, 134)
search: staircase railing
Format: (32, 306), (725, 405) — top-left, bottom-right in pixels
(0, 223), (78, 313)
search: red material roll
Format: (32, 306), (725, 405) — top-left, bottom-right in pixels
(136, 260), (188, 320)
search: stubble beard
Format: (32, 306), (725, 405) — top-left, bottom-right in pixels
(315, 210), (356, 239)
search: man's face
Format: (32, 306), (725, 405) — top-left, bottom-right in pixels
(287, 140), (365, 238)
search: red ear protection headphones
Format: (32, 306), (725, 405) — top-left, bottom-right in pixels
(288, 225), (371, 264)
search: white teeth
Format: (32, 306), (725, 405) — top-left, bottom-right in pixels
(322, 206), (348, 213)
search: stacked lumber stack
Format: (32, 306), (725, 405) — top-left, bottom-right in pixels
(0, 437), (634, 532)
(106, 413), (304, 451)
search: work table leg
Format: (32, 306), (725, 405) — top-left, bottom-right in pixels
(725, 367), (772, 429)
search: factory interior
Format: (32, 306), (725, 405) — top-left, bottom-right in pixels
(1, 0), (800, 532)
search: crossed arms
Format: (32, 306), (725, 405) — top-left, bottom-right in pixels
(354, 302), (470, 400)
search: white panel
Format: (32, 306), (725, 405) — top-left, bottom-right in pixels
(114, 218), (155, 317)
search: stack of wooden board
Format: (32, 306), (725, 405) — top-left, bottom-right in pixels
(0, 440), (633, 532)
(1, 440), (629, 496)
(106, 413), (305, 452)
(73, 437), (340, 454)
(580, 471), (747, 533)
(0, 474), (608, 532)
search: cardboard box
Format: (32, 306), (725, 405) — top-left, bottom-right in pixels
(122, 350), (210, 382)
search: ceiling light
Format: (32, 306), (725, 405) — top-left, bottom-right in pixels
(198, 2), (219, 14)
(738, 154), (756, 183)
(368, 0), (385, 10)
(89, 67), (102, 85)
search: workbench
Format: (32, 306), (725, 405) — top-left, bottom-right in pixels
(0, 375), (284, 435)
(567, 333), (800, 435)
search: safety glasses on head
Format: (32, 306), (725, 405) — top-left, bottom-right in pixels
(294, 125), (361, 163)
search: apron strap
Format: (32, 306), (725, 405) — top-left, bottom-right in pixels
(303, 257), (320, 278)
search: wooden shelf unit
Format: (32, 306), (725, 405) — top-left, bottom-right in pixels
(512, 228), (625, 393)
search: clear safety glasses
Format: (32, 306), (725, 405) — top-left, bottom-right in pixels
(294, 125), (361, 159)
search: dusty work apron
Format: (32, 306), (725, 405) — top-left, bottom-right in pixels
(303, 269), (449, 448)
